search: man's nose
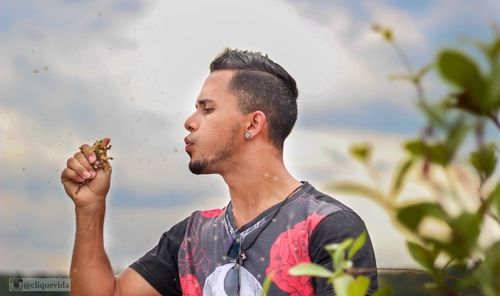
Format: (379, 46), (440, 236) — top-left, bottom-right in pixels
(184, 112), (197, 132)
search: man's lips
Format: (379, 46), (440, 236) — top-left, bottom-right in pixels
(184, 137), (194, 150)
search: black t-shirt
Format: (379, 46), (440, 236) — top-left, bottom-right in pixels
(130, 182), (378, 295)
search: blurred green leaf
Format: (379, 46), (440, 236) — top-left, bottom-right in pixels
(479, 35), (500, 61)
(407, 241), (436, 272)
(488, 37), (500, 113)
(490, 182), (500, 217)
(349, 143), (372, 163)
(389, 157), (415, 199)
(397, 202), (448, 232)
(373, 285), (393, 296)
(444, 116), (468, 154)
(474, 242), (500, 296)
(325, 239), (354, 255)
(347, 275), (370, 296)
(333, 275), (353, 296)
(437, 50), (491, 114)
(404, 140), (451, 165)
(260, 272), (274, 296)
(427, 143), (451, 165)
(325, 238), (354, 270)
(469, 143), (497, 182)
(405, 140), (426, 156)
(348, 231), (367, 260)
(288, 263), (334, 278)
(327, 181), (386, 204)
(436, 49), (481, 90)
(446, 213), (481, 259)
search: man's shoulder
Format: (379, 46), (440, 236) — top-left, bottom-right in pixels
(175, 207), (226, 234)
(184, 207), (225, 222)
(157, 207), (226, 246)
(294, 181), (356, 216)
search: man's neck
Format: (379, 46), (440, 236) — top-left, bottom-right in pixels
(221, 153), (301, 228)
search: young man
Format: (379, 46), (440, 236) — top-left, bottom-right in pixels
(61, 48), (378, 295)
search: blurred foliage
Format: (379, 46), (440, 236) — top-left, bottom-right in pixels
(267, 25), (500, 296)
(287, 231), (382, 296)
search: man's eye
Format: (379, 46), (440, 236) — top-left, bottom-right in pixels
(203, 108), (214, 114)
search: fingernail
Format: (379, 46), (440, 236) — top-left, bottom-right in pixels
(83, 171), (91, 178)
(90, 171), (96, 178)
(89, 155), (96, 163)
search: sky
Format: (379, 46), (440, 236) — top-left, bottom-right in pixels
(1, 0), (499, 274)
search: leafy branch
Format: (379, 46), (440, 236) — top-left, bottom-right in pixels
(261, 24), (500, 296)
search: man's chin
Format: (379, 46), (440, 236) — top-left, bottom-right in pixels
(188, 160), (208, 175)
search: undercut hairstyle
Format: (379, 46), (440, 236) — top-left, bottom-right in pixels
(209, 48), (298, 151)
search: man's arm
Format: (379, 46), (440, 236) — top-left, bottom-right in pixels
(116, 268), (161, 295)
(61, 138), (159, 295)
(70, 203), (114, 295)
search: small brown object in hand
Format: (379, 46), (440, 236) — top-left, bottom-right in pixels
(76, 139), (113, 193)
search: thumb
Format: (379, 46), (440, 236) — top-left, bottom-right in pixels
(101, 137), (111, 146)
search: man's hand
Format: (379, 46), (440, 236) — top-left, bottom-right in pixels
(61, 137), (112, 209)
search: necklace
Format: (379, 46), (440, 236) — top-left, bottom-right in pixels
(224, 184), (303, 264)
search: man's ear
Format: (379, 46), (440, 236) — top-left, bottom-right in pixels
(245, 111), (267, 139)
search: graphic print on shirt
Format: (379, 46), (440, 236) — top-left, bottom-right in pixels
(266, 212), (325, 296)
(203, 264), (263, 296)
(177, 184), (343, 295)
(130, 182), (378, 295)
(178, 209), (226, 296)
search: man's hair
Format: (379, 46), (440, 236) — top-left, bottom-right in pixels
(210, 48), (298, 151)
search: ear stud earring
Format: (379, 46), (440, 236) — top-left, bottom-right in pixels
(244, 132), (251, 140)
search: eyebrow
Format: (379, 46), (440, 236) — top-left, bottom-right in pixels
(195, 99), (215, 109)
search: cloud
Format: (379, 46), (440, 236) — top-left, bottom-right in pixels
(0, 192), (74, 273)
(282, 0), (499, 128)
(421, 0), (499, 35)
(273, 0), (425, 131)
(2, 0), (497, 274)
(0, 189), (229, 273)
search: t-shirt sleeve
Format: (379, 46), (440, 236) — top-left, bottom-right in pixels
(129, 217), (189, 296)
(309, 210), (378, 295)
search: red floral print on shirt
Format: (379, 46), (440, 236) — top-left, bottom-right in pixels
(178, 214), (214, 279)
(266, 212), (326, 296)
(179, 273), (202, 296)
(200, 209), (224, 219)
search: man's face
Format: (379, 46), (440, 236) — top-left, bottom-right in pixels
(184, 70), (246, 174)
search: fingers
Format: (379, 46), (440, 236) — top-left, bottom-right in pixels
(79, 143), (96, 165)
(61, 167), (86, 184)
(61, 137), (112, 185)
(67, 155), (94, 180)
(77, 151), (97, 177)
(79, 137), (111, 165)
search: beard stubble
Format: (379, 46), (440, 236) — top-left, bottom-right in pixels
(188, 123), (241, 174)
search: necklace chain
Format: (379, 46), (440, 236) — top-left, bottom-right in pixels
(225, 184), (303, 263)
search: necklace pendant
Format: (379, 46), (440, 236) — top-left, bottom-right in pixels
(238, 252), (247, 265)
